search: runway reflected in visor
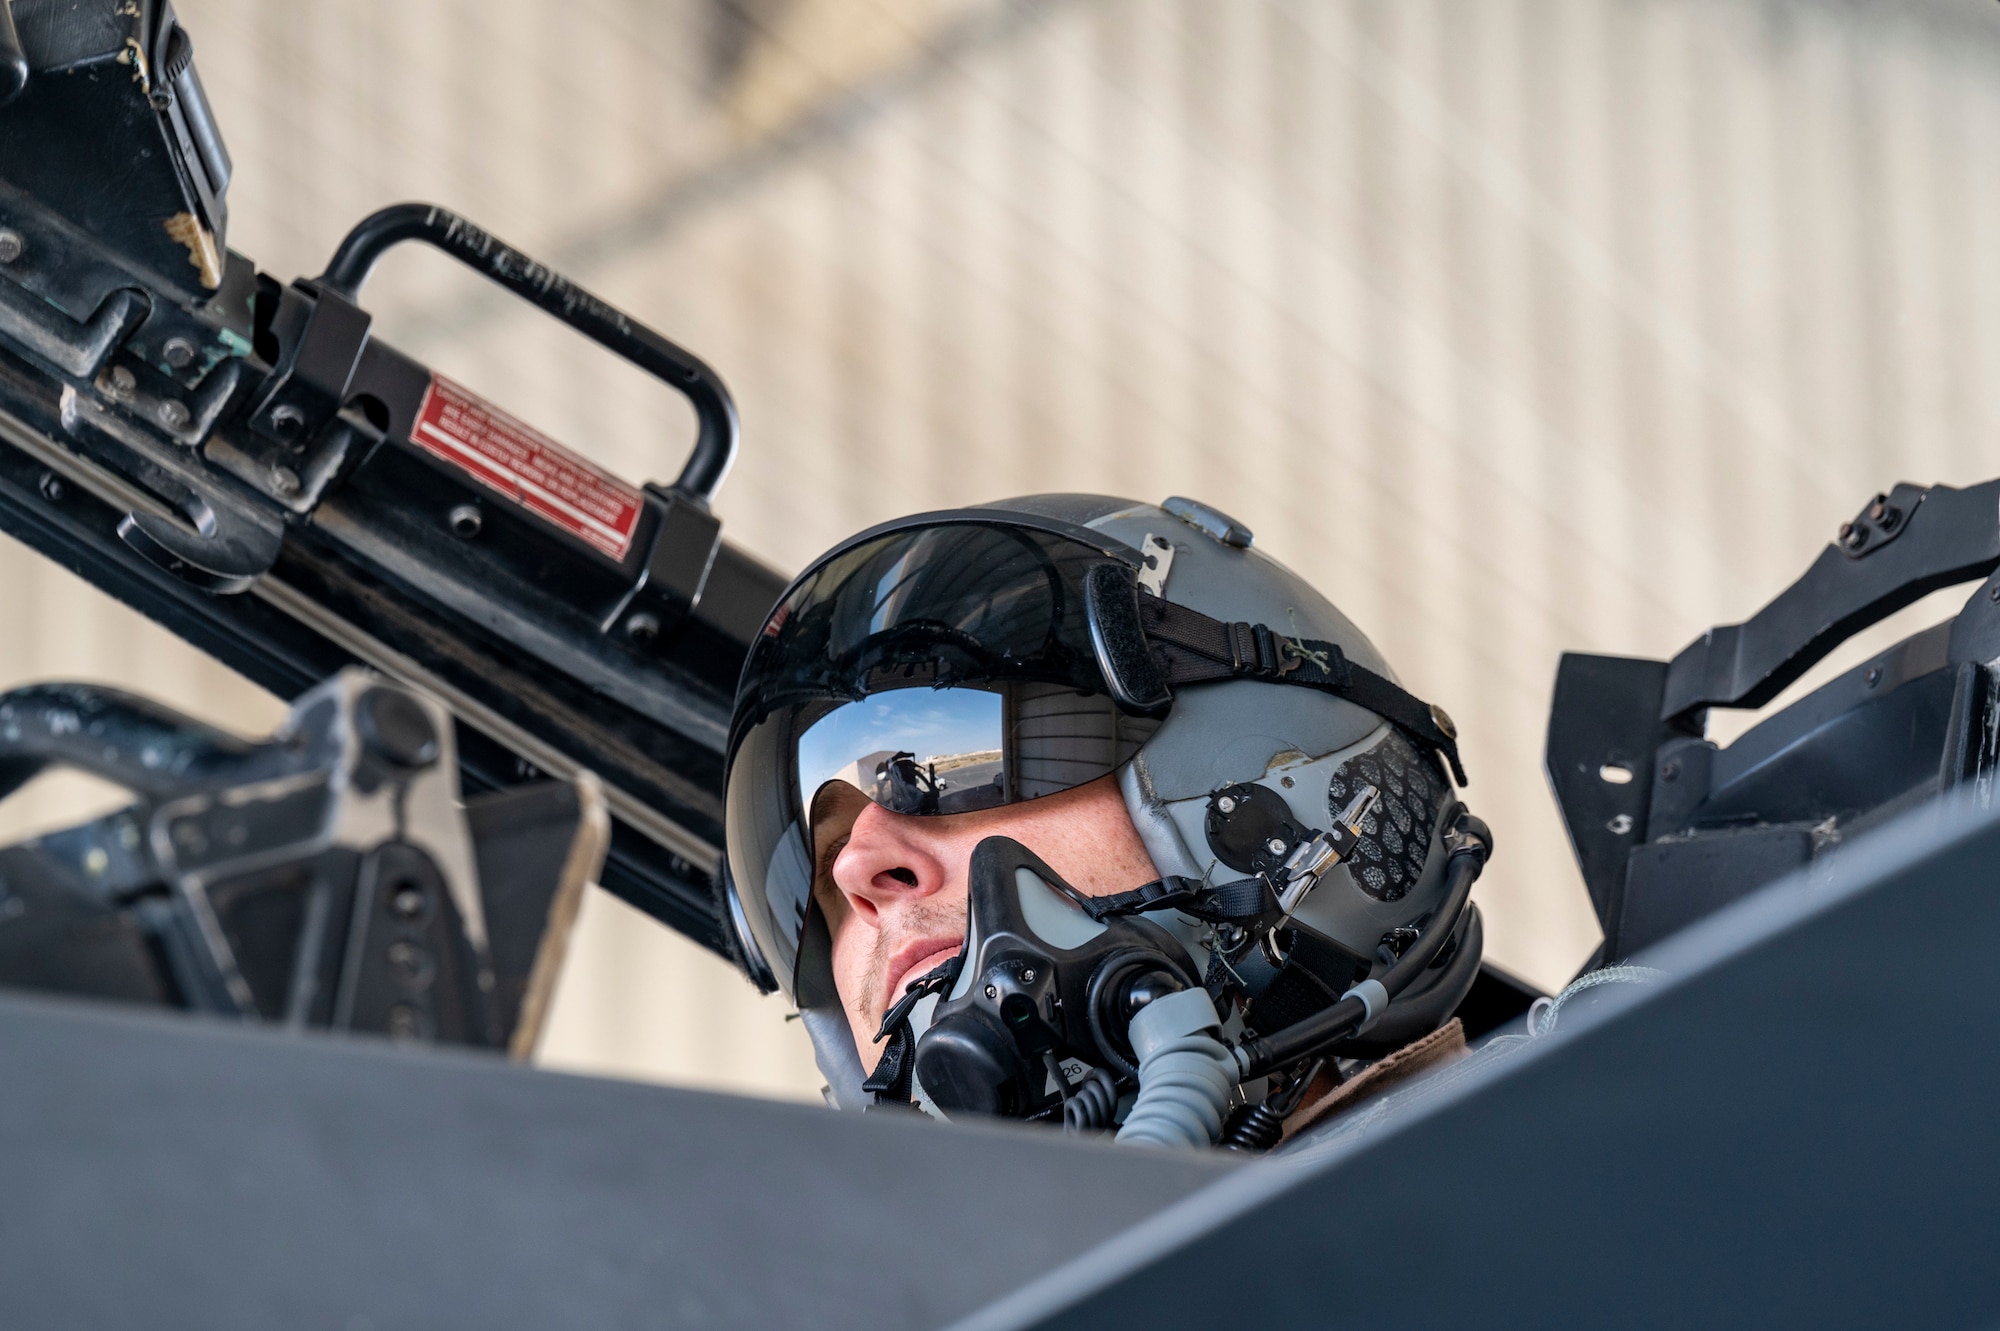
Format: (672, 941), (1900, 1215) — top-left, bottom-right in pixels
(797, 689), (1007, 816)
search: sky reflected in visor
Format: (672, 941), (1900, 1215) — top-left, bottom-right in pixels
(797, 688), (1006, 816)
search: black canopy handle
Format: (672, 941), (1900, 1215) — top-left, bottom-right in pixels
(317, 203), (738, 505)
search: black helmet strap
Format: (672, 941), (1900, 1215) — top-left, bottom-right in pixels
(1082, 561), (1466, 785)
(1134, 590), (1467, 787)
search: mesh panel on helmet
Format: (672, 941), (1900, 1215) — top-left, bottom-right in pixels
(1325, 728), (1445, 902)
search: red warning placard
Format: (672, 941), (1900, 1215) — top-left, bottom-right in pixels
(410, 375), (643, 561)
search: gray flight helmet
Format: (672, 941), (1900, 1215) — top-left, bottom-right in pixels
(725, 493), (1482, 1103)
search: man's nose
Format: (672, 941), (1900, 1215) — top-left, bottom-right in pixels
(829, 802), (947, 925)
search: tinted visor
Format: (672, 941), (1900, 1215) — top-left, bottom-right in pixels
(724, 520), (1156, 996)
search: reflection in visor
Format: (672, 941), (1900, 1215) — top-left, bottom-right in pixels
(798, 688), (1007, 816)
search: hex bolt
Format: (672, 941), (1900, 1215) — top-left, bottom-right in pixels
(984, 984), (999, 1000)
(269, 465), (301, 496)
(162, 337), (196, 369)
(388, 883), (429, 922)
(1020, 968), (1037, 983)
(37, 471), (65, 503)
(1266, 837), (1287, 856)
(0, 228), (23, 263)
(386, 940), (436, 991)
(1216, 796), (1237, 814)
(386, 1004), (428, 1042)
(357, 686), (441, 769)
(156, 399), (191, 431)
(107, 365), (137, 400)
(448, 503), (483, 539)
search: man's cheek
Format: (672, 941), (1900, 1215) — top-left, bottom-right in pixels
(827, 924), (890, 1074)
(823, 906), (881, 1025)
(834, 936), (872, 1016)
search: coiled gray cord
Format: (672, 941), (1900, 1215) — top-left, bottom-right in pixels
(1063, 1067), (1120, 1134)
(1116, 989), (1238, 1149)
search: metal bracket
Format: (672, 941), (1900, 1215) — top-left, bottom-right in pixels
(1661, 479), (2000, 719)
(600, 482), (724, 641)
(1836, 484), (1919, 559)
(1136, 532), (1174, 596)
(1544, 654), (1686, 934)
(246, 280), (372, 448)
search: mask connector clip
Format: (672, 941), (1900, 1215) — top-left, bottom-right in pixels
(1273, 783), (1380, 918)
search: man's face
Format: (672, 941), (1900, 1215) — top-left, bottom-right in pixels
(813, 774), (1160, 1072)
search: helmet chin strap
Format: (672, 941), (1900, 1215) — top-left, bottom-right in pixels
(862, 955), (963, 1108)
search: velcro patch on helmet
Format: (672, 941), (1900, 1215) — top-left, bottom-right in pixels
(1326, 729), (1445, 902)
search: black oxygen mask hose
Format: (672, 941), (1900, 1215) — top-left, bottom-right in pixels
(1235, 807), (1491, 1079)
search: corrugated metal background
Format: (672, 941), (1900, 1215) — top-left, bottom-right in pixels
(5, 0), (1998, 1099)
